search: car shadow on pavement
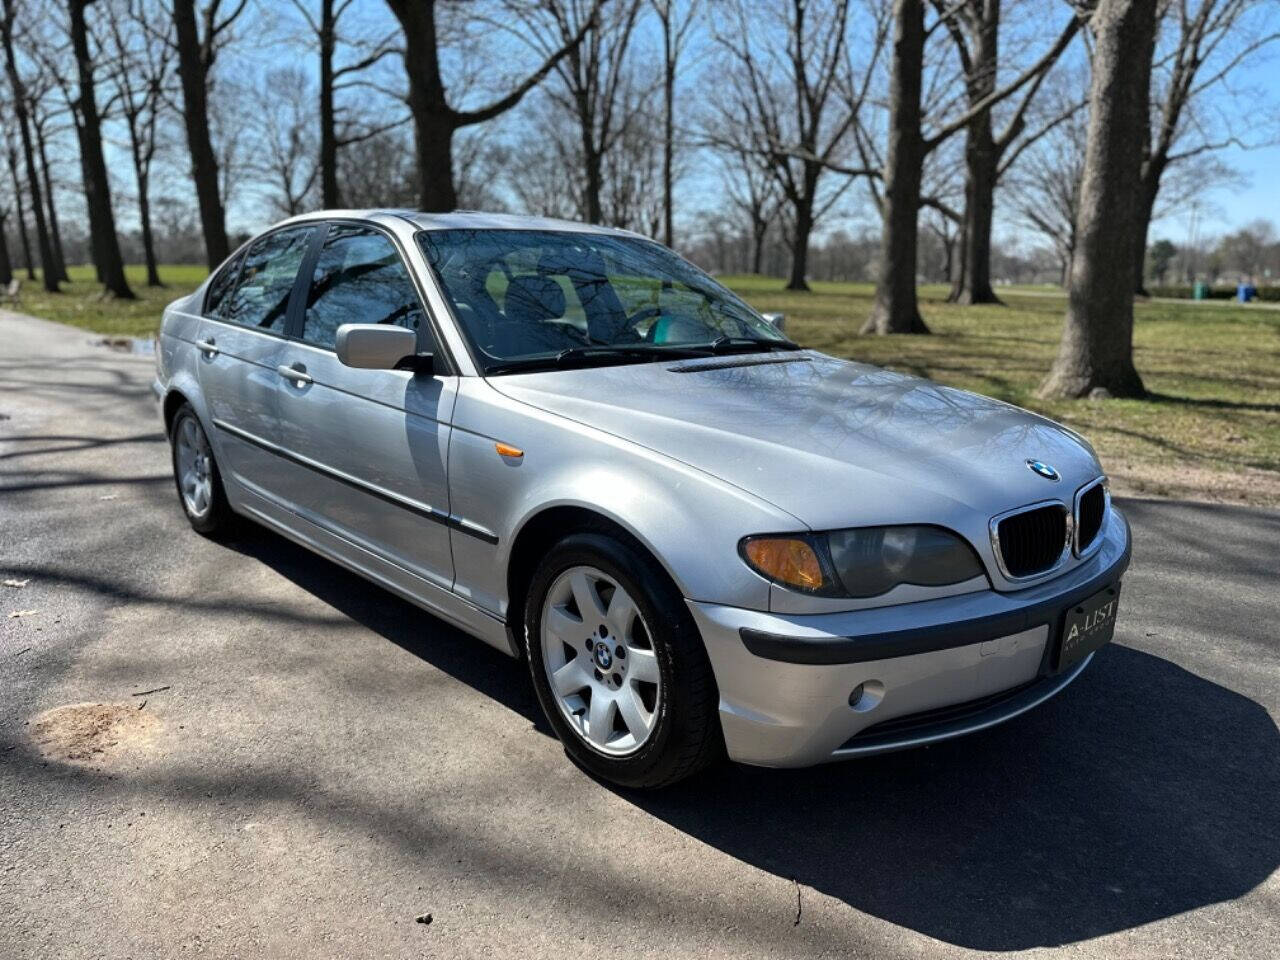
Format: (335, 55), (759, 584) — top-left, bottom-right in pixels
(220, 526), (548, 731)
(226, 525), (1278, 952)
(634, 643), (1280, 950)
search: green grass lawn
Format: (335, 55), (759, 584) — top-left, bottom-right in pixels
(7, 263), (207, 338)
(8, 264), (1278, 504)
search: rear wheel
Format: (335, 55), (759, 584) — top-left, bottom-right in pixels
(525, 532), (722, 788)
(169, 404), (230, 535)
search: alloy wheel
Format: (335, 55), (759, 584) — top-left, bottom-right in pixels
(539, 565), (662, 756)
(175, 415), (214, 520)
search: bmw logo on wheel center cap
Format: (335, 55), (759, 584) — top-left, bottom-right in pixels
(1026, 459), (1061, 481)
(594, 644), (613, 670)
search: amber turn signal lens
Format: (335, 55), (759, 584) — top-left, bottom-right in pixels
(743, 537), (825, 591)
(495, 442), (523, 459)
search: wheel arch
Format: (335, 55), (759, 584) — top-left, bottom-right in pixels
(504, 504), (684, 656)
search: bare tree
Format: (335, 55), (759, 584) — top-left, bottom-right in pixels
(649, 0), (699, 246)
(334, 129), (418, 208)
(285, 0), (402, 208)
(1008, 104), (1087, 286)
(504, 0), (644, 225)
(103, 0), (172, 286)
(172, 0), (247, 270)
(3, 142), (34, 279)
(0, 202), (10, 284)
(1, 0), (59, 291)
(1040, 0), (1158, 400)
(719, 144), (781, 276)
(932, 0), (1082, 304)
(1129, 0), (1280, 294)
(707, 0), (870, 292)
(383, 0), (601, 212)
(599, 76), (666, 233)
(251, 67), (320, 217)
(862, 0), (1081, 334)
(27, 76), (72, 283)
(67, 0), (134, 298)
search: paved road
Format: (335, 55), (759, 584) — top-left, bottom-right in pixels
(2, 310), (1278, 959)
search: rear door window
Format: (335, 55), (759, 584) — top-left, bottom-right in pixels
(300, 224), (429, 351)
(223, 226), (315, 333)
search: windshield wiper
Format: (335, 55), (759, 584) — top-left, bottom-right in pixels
(485, 343), (707, 376)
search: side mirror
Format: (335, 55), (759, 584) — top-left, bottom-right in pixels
(761, 312), (787, 333)
(335, 324), (420, 370)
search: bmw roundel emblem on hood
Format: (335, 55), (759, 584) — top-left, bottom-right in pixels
(1026, 459), (1061, 481)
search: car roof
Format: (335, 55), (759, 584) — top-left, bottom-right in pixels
(274, 208), (649, 240)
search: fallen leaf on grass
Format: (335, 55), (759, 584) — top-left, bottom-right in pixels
(8, 609), (39, 619)
(2, 579), (30, 588)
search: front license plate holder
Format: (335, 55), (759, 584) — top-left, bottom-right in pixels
(1055, 582), (1121, 672)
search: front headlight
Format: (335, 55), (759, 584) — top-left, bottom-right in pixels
(740, 525), (985, 598)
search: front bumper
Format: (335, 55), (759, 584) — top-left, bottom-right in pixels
(688, 506), (1131, 767)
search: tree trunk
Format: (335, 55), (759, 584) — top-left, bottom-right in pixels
(1039, 0), (1155, 400)
(786, 200), (813, 292)
(319, 0), (340, 208)
(583, 142), (603, 224)
(0, 212), (11, 285)
(660, 9), (674, 246)
(951, 119), (1000, 304)
(391, 0), (459, 212)
(865, 0), (929, 334)
(412, 108), (458, 212)
(6, 149), (34, 280)
(751, 219), (766, 275)
(69, 0), (134, 299)
(172, 0), (230, 269)
(2, 0), (58, 292)
(77, 140), (106, 282)
(136, 164), (161, 286)
(34, 125), (70, 283)
(948, 1), (1002, 305)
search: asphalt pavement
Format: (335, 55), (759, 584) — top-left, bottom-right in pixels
(2, 309), (1278, 959)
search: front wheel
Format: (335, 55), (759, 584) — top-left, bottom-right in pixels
(524, 532), (722, 788)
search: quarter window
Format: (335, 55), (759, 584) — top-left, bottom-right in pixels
(301, 225), (427, 350)
(223, 226), (315, 333)
(204, 251), (243, 318)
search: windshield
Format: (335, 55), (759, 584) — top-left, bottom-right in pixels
(416, 229), (791, 373)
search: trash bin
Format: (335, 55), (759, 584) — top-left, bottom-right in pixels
(1193, 282), (1208, 300)
(1238, 282), (1257, 303)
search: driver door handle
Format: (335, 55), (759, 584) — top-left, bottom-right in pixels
(276, 363), (313, 385)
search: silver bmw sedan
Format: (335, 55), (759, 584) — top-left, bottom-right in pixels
(153, 210), (1130, 788)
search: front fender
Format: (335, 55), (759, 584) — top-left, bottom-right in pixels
(446, 378), (802, 619)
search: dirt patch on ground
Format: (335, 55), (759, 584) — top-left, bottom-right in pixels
(1108, 459), (1280, 508)
(29, 702), (159, 765)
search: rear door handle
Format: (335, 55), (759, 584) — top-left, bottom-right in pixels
(195, 338), (219, 355)
(276, 363), (313, 385)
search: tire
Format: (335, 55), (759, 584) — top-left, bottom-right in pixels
(169, 403), (231, 535)
(524, 531), (723, 788)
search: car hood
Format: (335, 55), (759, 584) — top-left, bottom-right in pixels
(488, 352), (1103, 532)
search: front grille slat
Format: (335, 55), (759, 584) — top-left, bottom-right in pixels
(996, 504), (1066, 578)
(1077, 483), (1105, 551)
